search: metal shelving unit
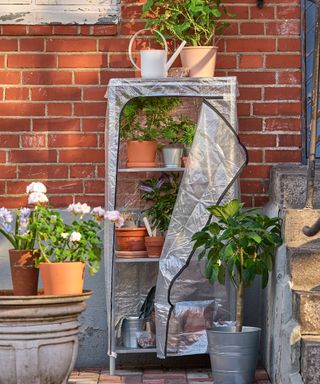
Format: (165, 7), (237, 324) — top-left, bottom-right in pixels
(118, 167), (185, 173)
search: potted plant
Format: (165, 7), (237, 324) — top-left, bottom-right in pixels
(140, 174), (179, 257)
(161, 116), (196, 168)
(115, 212), (148, 254)
(120, 96), (181, 167)
(0, 182), (49, 295)
(35, 204), (123, 295)
(143, 0), (232, 77)
(192, 199), (282, 383)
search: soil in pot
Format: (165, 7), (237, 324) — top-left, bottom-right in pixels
(39, 262), (85, 295)
(9, 249), (39, 296)
(116, 227), (147, 251)
(145, 236), (165, 258)
(127, 140), (157, 168)
(180, 46), (218, 77)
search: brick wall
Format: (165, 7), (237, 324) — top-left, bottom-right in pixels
(0, 0), (302, 208)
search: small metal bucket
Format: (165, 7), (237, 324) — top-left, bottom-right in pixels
(207, 326), (261, 384)
(122, 316), (144, 348)
(162, 147), (183, 168)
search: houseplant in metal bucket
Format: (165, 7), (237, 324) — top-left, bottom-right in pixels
(143, 0), (233, 77)
(120, 96), (180, 168)
(192, 199), (282, 383)
(140, 174), (179, 257)
(0, 182), (49, 295)
(161, 116), (196, 168)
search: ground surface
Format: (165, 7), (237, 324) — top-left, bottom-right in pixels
(69, 367), (271, 383)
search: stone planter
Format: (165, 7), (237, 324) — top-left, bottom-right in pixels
(0, 290), (92, 384)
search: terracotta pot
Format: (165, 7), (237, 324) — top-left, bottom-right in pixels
(127, 140), (157, 168)
(145, 236), (165, 258)
(116, 228), (147, 251)
(9, 249), (39, 296)
(39, 262), (85, 295)
(180, 46), (218, 77)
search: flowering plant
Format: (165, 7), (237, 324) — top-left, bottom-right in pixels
(0, 182), (49, 251)
(35, 204), (124, 275)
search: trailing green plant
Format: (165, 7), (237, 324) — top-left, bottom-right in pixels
(192, 199), (282, 331)
(143, 0), (232, 47)
(140, 174), (179, 233)
(162, 116), (196, 146)
(120, 97), (181, 141)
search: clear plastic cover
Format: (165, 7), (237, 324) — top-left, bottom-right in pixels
(104, 78), (247, 359)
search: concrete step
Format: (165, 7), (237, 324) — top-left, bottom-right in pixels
(301, 336), (320, 384)
(294, 291), (320, 334)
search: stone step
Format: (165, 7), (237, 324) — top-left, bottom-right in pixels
(287, 244), (320, 291)
(294, 291), (320, 334)
(301, 336), (320, 384)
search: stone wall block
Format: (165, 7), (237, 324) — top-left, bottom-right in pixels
(301, 336), (320, 384)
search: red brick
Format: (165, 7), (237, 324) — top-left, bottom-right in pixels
(80, 25), (92, 36)
(59, 149), (104, 163)
(226, 38), (275, 52)
(0, 196), (26, 208)
(28, 26), (53, 35)
(239, 54), (263, 69)
(97, 165), (105, 177)
(264, 87), (301, 101)
(237, 103), (251, 116)
(32, 87), (81, 101)
(240, 180), (266, 194)
(230, 71), (275, 85)
(0, 38), (18, 51)
(0, 118), (30, 131)
(216, 55), (237, 69)
(0, 150), (6, 163)
(48, 195), (77, 207)
(74, 71), (99, 85)
(241, 165), (272, 178)
(239, 87), (261, 100)
(250, 5), (275, 19)
(266, 54), (301, 69)
(2, 26), (26, 35)
(7, 54), (57, 68)
(276, 6), (300, 19)
(58, 54), (105, 68)
(82, 118), (106, 132)
(48, 133), (97, 147)
(0, 165), (17, 179)
(0, 55), (4, 68)
(265, 118), (301, 131)
(240, 22), (264, 35)
(18, 165), (68, 179)
(47, 103), (72, 116)
(83, 87), (107, 101)
(84, 180), (104, 193)
(20, 38), (44, 51)
(239, 117), (263, 132)
(0, 71), (20, 84)
(74, 102), (106, 116)
(265, 150), (301, 162)
(224, 5), (249, 19)
(93, 25), (118, 35)
(266, 21), (300, 35)
(120, 21), (146, 35)
(9, 150), (57, 163)
(46, 38), (97, 52)
(22, 71), (72, 85)
(247, 149), (263, 162)
(253, 102), (301, 116)
(240, 133), (276, 147)
(33, 118), (80, 131)
(109, 54), (133, 68)
(278, 134), (302, 147)
(7, 181), (31, 194)
(54, 26), (79, 35)
(101, 70), (135, 84)
(224, 22), (239, 35)
(278, 71), (301, 85)
(241, 194), (253, 207)
(46, 180), (83, 194)
(21, 134), (46, 148)
(0, 102), (45, 116)
(254, 195), (269, 207)
(121, 4), (143, 19)
(70, 165), (96, 178)
(0, 134), (18, 148)
(278, 38), (301, 52)
(5, 87), (29, 100)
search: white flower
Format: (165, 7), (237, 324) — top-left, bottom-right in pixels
(91, 206), (106, 221)
(61, 233), (69, 239)
(67, 203), (91, 217)
(26, 182), (47, 194)
(0, 207), (13, 233)
(217, 259), (222, 266)
(28, 192), (48, 206)
(18, 221), (29, 235)
(69, 231), (81, 242)
(105, 210), (124, 228)
(116, 216), (125, 228)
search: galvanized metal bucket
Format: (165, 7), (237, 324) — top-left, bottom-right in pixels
(207, 326), (261, 384)
(122, 316), (144, 348)
(162, 147), (183, 168)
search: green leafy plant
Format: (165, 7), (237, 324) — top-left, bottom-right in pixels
(120, 97), (181, 141)
(143, 0), (232, 47)
(140, 174), (179, 233)
(192, 199), (282, 331)
(162, 116), (196, 146)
